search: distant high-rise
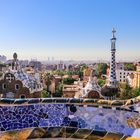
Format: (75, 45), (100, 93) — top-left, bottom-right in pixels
(52, 57), (54, 61)
(0, 55), (7, 63)
(107, 28), (118, 88)
(29, 60), (42, 71)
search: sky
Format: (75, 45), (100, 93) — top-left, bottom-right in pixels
(0, 0), (140, 61)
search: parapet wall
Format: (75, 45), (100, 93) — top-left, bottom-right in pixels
(0, 98), (140, 138)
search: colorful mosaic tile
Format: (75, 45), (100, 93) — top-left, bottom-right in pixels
(0, 99), (140, 138)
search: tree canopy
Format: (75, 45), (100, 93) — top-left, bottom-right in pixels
(124, 63), (136, 71)
(119, 82), (140, 99)
(95, 63), (108, 77)
(98, 79), (106, 87)
(63, 77), (77, 84)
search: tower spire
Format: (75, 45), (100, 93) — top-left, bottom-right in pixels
(107, 28), (118, 88)
(112, 28), (116, 38)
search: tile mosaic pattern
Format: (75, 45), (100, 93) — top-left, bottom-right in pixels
(0, 104), (67, 131)
(66, 105), (139, 136)
(14, 70), (42, 91)
(14, 71), (38, 88)
(0, 101), (140, 138)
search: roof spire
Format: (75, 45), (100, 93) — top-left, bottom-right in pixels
(112, 28), (116, 38)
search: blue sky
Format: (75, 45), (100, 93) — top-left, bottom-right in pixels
(0, 0), (140, 61)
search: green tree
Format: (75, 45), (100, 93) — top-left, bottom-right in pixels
(95, 63), (108, 77)
(41, 90), (51, 98)
(131, 88), (140, 98)
(119, 82), (140, 100)
(124, 63), (136, 71)
(119, 83), (133, 99)
(43, 72), (53, 91)
(0, 72), (3, 77)
(53, 82), (63, 97)
(52, 70), (66, 76)
(98, 79), (106, 87)
(63, 77), (77, 84)
(80, 64), (88, 71)
(67, 70), (73, 76)
(56, 82), (63, 92)
(78, 71), (83, 80)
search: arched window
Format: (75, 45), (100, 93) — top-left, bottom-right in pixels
(15, 84), (20, 90)
(2, 83), (6, 89)
(20, 95), (26, 99)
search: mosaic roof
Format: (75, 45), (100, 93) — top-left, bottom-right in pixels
(14, 70), (42, 92)
(82, 77), (102, 98)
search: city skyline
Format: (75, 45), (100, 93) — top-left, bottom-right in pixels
(0, 0), (140, 61)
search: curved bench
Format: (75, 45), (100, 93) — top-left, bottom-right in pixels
(0, 98), (140, 138)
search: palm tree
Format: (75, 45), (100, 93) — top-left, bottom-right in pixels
(43, 72), (53, 92)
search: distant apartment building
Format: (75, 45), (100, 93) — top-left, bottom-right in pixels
(107, 62), (135, 83)
(0, 55), (7, 63)
(116, 62), (124, 70)
(112, 61), (140, 88)
(63, 84), (80, 98)
(57, 61), (65, 70)
(132, 66), (140, 88)
(46, 64), (57, 70)
(19, 60), (29, 68)
(29, 60), (42, 71)
(134, 60), (140, 66)
(116, 70), (134, 83)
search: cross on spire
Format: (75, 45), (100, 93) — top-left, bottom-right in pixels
(112, 28), (116, 38)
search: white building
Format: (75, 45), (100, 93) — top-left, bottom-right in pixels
(116, 69), (134, 83)
(116, 62), (124, 70)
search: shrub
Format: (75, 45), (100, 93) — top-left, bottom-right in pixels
(41, 90), (51, 98)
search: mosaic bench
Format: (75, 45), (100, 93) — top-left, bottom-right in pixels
(0, 98), (140, 139)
